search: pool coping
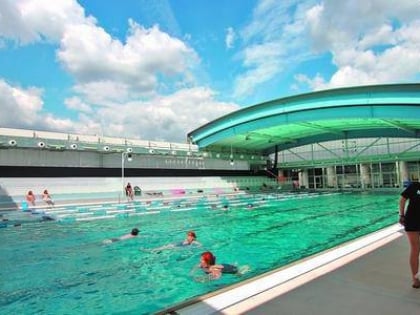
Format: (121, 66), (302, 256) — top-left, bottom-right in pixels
(156, 224), (403, 315)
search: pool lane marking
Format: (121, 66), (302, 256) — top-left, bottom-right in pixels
(176, 224), (403, 315)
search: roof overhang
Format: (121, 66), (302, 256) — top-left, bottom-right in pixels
(188, 84), (420, 155)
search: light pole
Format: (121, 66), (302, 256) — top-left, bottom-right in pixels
(121, 151), (133, 195)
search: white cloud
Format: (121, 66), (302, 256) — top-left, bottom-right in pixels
(0, 79), (239, 142)
(0, 0), (232, 142)
(90, 87), (240, 142)
(294, 73), (326, 90)
(64, 96), (93, 113)
(296, 0), (420, 90)
(0, 79), (85, 133)
(72, 81), (134, 106)
(1, 1), (199, 102)
(234, 0), (315, 98)
(358, 24), (395, 50)
(235, 0), (420, 95)
(0, 79), (43, 126)
(57, 20), (198, 95)
(0, 0), (93, 44)
(225, 27), (236, 49)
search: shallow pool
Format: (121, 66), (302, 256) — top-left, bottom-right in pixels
(0, 191), (398, 314)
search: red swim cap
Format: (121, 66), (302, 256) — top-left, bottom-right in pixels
(201, 251), (216, 265)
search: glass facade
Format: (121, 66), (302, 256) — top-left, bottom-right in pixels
(277, 138), (420, 190)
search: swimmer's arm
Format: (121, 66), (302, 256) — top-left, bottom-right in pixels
(191, 264), (217, 282)
(151, 243), (176, 252)
(189, 263), (201, 275)
(209, 266), (222, 280)
(193, 274), (213, 283)
(192, 270), (219, 282)
(119, 234), (137, 241)
(204, 265), (222, 279)
(102, 238), (119, 244)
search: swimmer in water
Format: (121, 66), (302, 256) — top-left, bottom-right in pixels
(180, 231), (201, 247)
(103, 228), (139, 244)
(191, 251), (250, 282)
(148, 231), (201, 252)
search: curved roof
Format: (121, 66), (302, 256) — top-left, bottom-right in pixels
(188, 83), (420, 155)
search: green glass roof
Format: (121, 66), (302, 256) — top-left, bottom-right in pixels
(188, 84), (420, 154)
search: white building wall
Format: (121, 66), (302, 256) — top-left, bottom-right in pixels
(0, 148), (250, 170)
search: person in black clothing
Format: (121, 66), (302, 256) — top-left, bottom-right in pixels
(399, 181), (420, 288)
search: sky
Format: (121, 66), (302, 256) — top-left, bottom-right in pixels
(1, 0), (420, 143)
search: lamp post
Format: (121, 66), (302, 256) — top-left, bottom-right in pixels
(121, 151), (133, 195)
(229, 144), (234, 166)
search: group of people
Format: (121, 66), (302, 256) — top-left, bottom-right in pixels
(25, 189), (54, 207)
(105, 181), (420, 285)
(104, 228), (247, 281)
(21, 181), (420, 285)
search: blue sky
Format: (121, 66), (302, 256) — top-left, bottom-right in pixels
(1, 0), (420, 142)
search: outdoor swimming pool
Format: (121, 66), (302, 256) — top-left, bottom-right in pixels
(0, 191), (398, 314)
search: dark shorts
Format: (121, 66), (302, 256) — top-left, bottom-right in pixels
(404, 215), (420, 232)
(221, 264), (238, 274)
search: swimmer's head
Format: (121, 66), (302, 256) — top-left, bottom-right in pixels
(200, 251), (216, 267)
(131, 228), (139, 236)
(187, 231), (196, 239)
(43, 189), (48, 194)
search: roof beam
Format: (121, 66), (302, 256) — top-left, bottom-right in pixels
(297, 122), (345, 136)
(380, 119), (416, 134)
(247, 131), (297, 143)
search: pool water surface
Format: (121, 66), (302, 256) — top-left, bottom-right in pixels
(0, 191), (398, 314)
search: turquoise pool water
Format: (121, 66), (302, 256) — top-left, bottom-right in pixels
(0, 191), (398, 314)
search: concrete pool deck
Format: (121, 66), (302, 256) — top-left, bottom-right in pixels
(163, 224), (420, 315)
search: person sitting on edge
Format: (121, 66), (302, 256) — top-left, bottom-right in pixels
(125, 182), (134, 201)
(25, 190), (36, 207)
(191, 251), (250, 282)
(103, 228), (139, 244)
(42, 189), (54, 206)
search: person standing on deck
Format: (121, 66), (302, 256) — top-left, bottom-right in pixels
(125, 182), (134, 201)
(399, 181), (420, 288)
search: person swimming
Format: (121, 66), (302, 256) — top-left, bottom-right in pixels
(191, 251), (250, 282)
(103, 228), (139, 244)
(148, 231), (201, 252)
(179, 231), (201, 247)
(199, 251), (238, 278)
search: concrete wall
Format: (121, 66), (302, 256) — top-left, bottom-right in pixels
(0, 148), (250, 170)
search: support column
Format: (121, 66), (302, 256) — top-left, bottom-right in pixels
(326, 166), (336, 188)
(360, 163), (371, 189)
(273, 145), (278, 170)
(298, 169), (309, 189)
(398, 161), (409, 187)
